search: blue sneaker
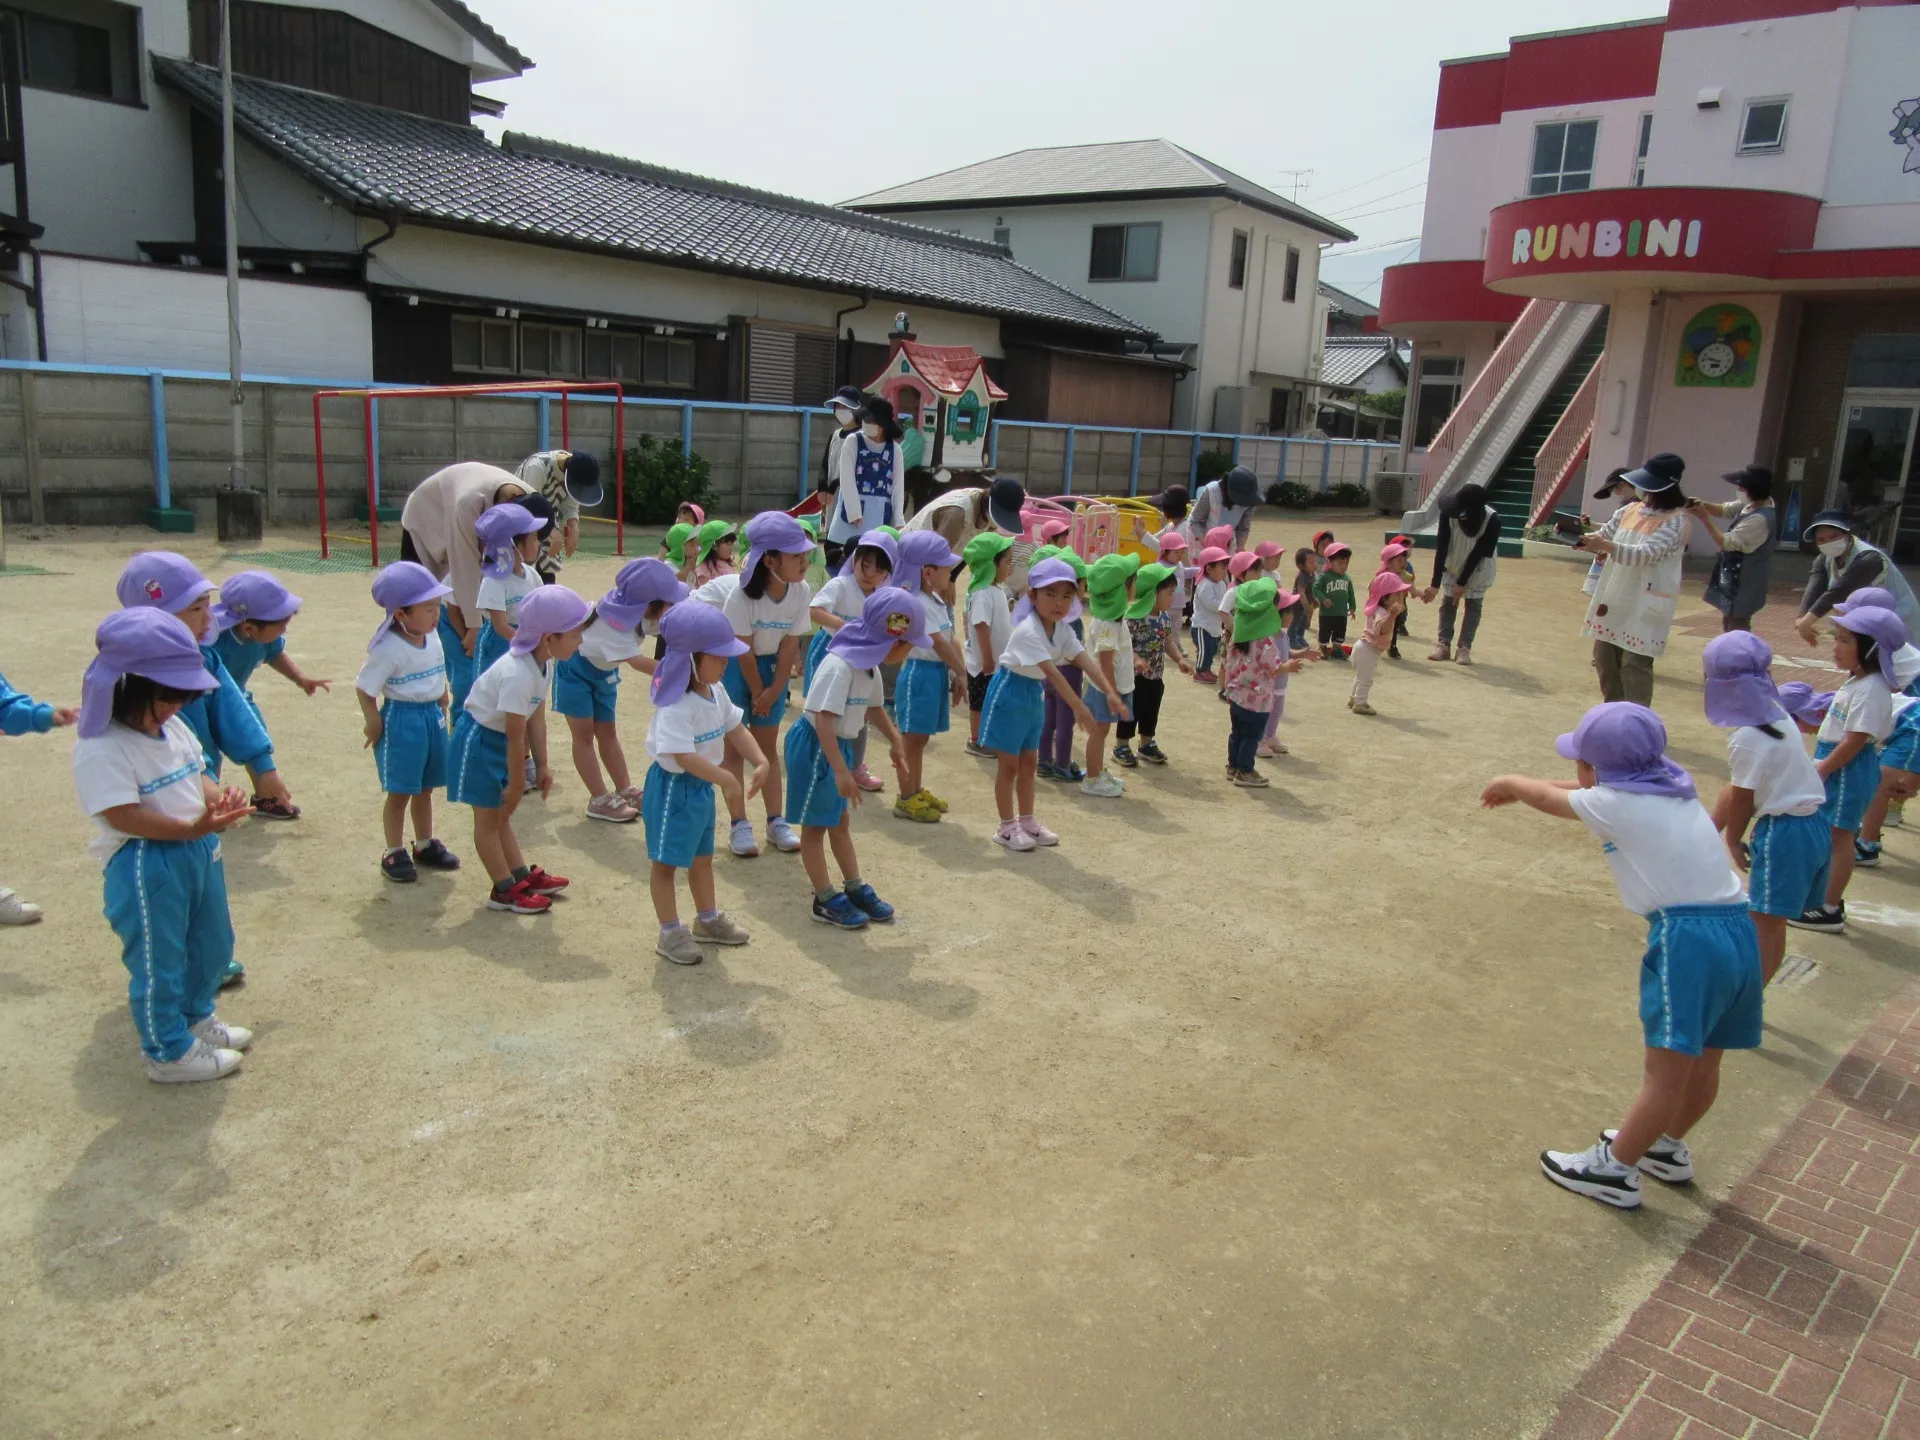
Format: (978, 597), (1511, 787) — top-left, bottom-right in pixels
(1855, 838), (1882, 868)
(1036, 760), (1062, 781)
(844, 882), (894, 923)
(219, 959), (246, 989)
(1062, 762), (1086, 783)
(811, 891), (869, 929)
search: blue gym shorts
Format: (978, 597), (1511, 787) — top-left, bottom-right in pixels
(642, 762), (716, 867)
(552, 653), (620, 723)
(1639, 903), (1763, 1056)
(447, 713), (510, 809)
(1815, 738), (1881, 834)
(978, 670), (1045, 755)
(895, 656), (951, 736)
(802, 628), (833, 694)
(1746, 811), (1831, 919)
(375, 698), (449, 795)
(1085, 684), (1131, 725)
(784, 720), (857, 828)
(723, 653), (788, 727)
(1880, 707), (1920, 775)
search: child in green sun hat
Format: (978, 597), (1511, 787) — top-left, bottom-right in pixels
(1223, 578), (1309, 788)
(694, 519), (738, 586)
(1080, 553), (1140, 798)
(963, 531), (1016, 757)
(1116, 560), (1194, 768)
(661, 521), (699, 584)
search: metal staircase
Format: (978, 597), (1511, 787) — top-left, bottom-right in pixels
(1483, 311), (1608, 533)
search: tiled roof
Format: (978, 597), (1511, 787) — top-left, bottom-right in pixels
(1318, 281), (1378, 321)
(425, 0), (531, 73)
(1318, 336), (1406, 389)
(153, 60), (1149, 338)
(845, 139), (1356, 242)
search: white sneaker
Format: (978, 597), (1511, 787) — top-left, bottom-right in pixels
(190, 1015), (253, 1051)
(766, 817), (802, 853)
(994, 820), (1037, 852)
(1602, 1129), (1694, 1184)
(1540, 1140), (1642, 1208)
(1079, 772), (1124, 798)
(729, 819), (760, 858)
(145, 1038), (243, 1084)
(0, 888), (43, 925)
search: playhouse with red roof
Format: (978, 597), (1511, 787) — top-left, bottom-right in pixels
(865, 339), (1009, 474)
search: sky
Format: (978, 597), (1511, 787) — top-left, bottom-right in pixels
(470, 0), (1660, 305)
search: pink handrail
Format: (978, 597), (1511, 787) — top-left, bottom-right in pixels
(1417, 297), (1557, 504)
(1527, 361), (1601, 527)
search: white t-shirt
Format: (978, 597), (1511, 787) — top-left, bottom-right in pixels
(811, 573), (865, 624)
(646, 685), (742, 773)
(910, 591), (953, 664)
(356, 628), (449, 703)
(1085, 615), (1136, 695)
(577, 616), (645, 672)
(723, 579), (813, 656)
(1000, 613), (1086, 680)
(1192, 578), (1229, 636)
(1567, 786), (1744, 916)
(691, 573), (740, 610)
(73, 717), (209, 866)
(1818, 674), (1896, 746)
(804, 653), (880, 739)
(475, 567), (540, 629)
(965, 585), (1013, 675)
(1726, 725), (1826, 818)
(464, 651), (549, 732)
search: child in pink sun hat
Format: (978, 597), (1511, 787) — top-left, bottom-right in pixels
(1189, 546), (1231, 682)
(1349, 570), (1412, 716)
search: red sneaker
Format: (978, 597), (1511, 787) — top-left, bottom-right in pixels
(524, 866), (570, 895)
(487, 880), (552, 915)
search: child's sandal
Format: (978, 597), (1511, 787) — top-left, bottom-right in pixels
(252, 795), (301, 821)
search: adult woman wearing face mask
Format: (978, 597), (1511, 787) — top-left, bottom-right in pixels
(1421, 482), (1502, 663)
(816, 386), (867, 571)
(1578, 452), (1693, 706)
(1687, 466), (1777, 633)
(827, 396), (906, 554)
(1793, 509), (1920, 647)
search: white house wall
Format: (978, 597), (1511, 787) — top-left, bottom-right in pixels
(1421, 124), (1502, 263)
(365, 225), (1005, 356)
(40, 254), (375, 377)
(1816, 5), (1920, 249)
(21, 85), (196, 262)
(234, 136), (366, 252)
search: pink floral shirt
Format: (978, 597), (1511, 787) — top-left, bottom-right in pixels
(1222, 636), (1284, 712)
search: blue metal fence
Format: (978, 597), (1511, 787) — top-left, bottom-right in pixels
(987, 419), (1397, 499)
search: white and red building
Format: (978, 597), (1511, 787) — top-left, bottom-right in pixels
(1381, 0), (1920, 558)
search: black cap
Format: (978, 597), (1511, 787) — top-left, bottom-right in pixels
(1623, 452), (1685, 492)
(825, 384), (866, 412)
(1802, 508), (1858, 542)
(986, 477), (1027, 536)
(1224, 465), (1260, 508)
(518, 491), (558, 538)
(563, 451), (603, 508)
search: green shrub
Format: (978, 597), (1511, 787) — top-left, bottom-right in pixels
(1194, 449), (1236, 485)
(1266, 480), (1314, 509)
(1327, 480), (1373, 509)
(622, 435), (716, 526)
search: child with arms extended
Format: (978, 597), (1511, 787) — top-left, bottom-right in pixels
(720, 513), (816, 855)
(1080, 553), (1140, 796)
(1114, 561), (1192, 766)
(1258, 588), (1316, 759)
(75, 609), (256, 1082)
(1222, 579), (1306, 787)
(963, 532), (1015, 757)
(1349, 571), (1412, 716)
(1700, 633), (1829, 983)
(357, 561), (462, 882)
(982, 557), (1122, 850)
(1, 664), (76, 924)
(644, 602), (768, 965)
(211, 570), (330, 717)
(787, 587), (917, 927)
(448, 587), (592, 916)
(1791, 606), (1906, 933)
(1482, 703), (1757, 1208)
(1831, 588), (1920, 868)
(556, 557), (687, 824)
(806, 532), (898, 789)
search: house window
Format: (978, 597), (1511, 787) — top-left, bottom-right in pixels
(1632, 113), (1652, 186)
(1529, 118), (1598, 195)
(992, 226), (1011, 250)
(1413, 356), (1465, 448)
(5, 1), (138, 102)
(1282, 245), (1300, 303)
(451, 316), (517, 374)
(1229, 231), (1249, 290)
(1739, 99), (1789, 155)
(583, 331), (642, 382)
(521, 323), (582, 378)
(1089, 223), (1161, 282)
(644, 336), (697, 387)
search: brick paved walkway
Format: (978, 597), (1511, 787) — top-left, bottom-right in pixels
(1543, 983), (1920, 1438)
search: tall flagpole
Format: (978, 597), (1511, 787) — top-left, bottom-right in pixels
(220, 0), (244, 491)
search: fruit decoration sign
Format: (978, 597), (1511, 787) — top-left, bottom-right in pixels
(1676, 304), (1761, 388)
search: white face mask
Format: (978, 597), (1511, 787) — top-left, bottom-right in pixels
(834, 406), (855, 426)
(863, 423), (884, 442)
(1818, 537), (1851, 559)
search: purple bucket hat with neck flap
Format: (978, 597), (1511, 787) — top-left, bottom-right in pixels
(1554, 701), (1697, 800)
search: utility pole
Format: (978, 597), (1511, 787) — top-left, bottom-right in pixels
(220, 0), (243, 492)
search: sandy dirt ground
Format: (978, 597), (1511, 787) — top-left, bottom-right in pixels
(3, 517), (1918, 1439)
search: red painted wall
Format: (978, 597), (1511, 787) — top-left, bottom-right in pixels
(1434, 57), (1506, 130)
(1502, 21), (1665, 112)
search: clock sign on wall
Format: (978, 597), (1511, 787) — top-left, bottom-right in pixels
(1676, 304), (1761, 388)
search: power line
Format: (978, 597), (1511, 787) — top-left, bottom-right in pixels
(1328, 180), (1427, 218)
(1310, 156), (1428, 206)
(1328, 199), (1429, 224)
(1322, 232), (1421, 256)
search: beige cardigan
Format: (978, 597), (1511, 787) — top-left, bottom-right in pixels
(398, 462), (529, 614)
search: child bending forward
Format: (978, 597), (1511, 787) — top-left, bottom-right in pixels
(1482, 702), (1758, 1209)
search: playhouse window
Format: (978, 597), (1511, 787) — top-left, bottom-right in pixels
(1739, 99), (1788, 155)
(1089, 223), (1160, 282)
(1529, 119), (1598, 195)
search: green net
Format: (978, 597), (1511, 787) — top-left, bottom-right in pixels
(0, 561), (53, 577)
(217, 549), (375, 575)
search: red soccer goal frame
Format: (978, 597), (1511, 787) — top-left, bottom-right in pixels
(312, 380), (627, 566)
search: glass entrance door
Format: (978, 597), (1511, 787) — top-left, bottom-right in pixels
(1828, 393), (1920, 560)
